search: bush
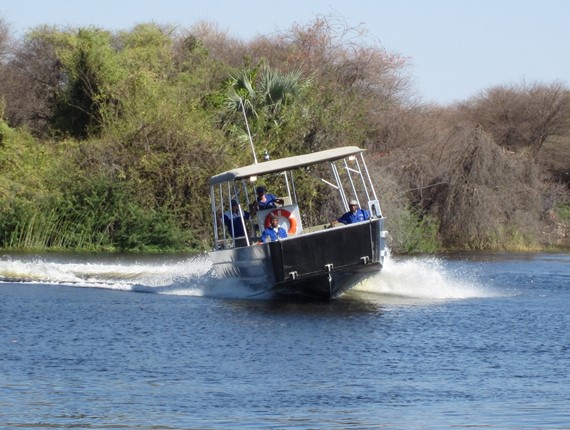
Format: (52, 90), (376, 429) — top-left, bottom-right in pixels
(557, 203), (570, 220)
(387, 205), (440, 254)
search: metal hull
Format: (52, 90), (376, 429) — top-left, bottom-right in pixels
(209, 218), (386, 299)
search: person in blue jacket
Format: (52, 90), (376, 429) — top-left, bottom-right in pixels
(261, 215), (288, 242)
(255, 186), (284, 210)
(337, 199), (370, 225)
(223, 200), (250, 239)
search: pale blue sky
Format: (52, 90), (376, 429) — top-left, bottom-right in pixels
(2, 0), (568, 105)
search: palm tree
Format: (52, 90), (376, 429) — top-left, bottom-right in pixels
(222, 65), (305, 164)
(225, 65), (303, 136)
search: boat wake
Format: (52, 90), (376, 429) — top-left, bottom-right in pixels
(351, 254), (499, 302)
(0, 252), (497, 301)
(0, 254), (206, 295)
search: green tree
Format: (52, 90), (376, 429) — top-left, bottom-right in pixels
(46, 27), (124, 138)
(97, 23), (229, 247)
(223, 64), (304, 163)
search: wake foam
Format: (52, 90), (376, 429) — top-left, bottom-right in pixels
(0, 254), (266, 299)
(0, 254), (209, 294)
(354, 255), (497, 301)
(0, 253), (498, 302)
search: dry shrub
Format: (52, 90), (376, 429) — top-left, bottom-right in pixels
(0, 17), (11, 60)
(243, 16), (411, 107)
(0, 27), (61, 135)
(458, 81), (570, 158)
(432, 124), (543, 248)
(368, 106), (446, 209)
(185, 21), (248, 67)
(375, 114), (548, 249)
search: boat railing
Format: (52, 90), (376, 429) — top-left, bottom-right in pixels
(215, 237), (248, 249)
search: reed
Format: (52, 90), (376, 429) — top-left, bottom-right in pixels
(0, 182), (191, 252)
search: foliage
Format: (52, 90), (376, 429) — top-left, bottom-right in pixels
(366, 172), (440, 254)
(57, 176), (193, 251)
(1, 178), (194, 252)
(388, 206), (440, 254)
(222, 63), (306, 164)
(0, 121), (195, 251)
(0, 17), (569, 253)
(36, 27), (124, 138)
(557, 203), (570, 220)
(458, 81), (570, 158)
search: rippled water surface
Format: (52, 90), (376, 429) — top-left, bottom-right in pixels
(1, 251), (569, 429)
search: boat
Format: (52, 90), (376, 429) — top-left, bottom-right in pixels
(208, 145), (388, 299)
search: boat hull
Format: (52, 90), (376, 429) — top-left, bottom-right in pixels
(209, 218), (386, 299)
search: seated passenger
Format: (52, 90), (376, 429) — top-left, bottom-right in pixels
(337, 199), (370, 225)
(223, 200), (250, 238)
(261, 215), (288, 242)
(254, 186), (284, 211)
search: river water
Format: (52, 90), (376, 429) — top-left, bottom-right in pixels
(0, 251), (569, 429)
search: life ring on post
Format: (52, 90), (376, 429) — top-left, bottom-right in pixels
(264, 209), (297, 234)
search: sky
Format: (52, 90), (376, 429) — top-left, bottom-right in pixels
(2, 0), (568, 105)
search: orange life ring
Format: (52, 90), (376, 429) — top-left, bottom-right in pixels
(264, 209), (297, 234)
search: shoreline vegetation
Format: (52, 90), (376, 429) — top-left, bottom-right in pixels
(1, 18), (569, 255)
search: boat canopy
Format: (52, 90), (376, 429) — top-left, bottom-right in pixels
(209, 146), (365, 186)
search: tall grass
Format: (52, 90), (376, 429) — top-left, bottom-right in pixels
(0, 178), (193, 252)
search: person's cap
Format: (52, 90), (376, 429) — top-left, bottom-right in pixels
(349, 199), (358, 206)
(270, 214), (279, 220)
(256, 186), (266, 193)
(231, 200), (238, 206)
